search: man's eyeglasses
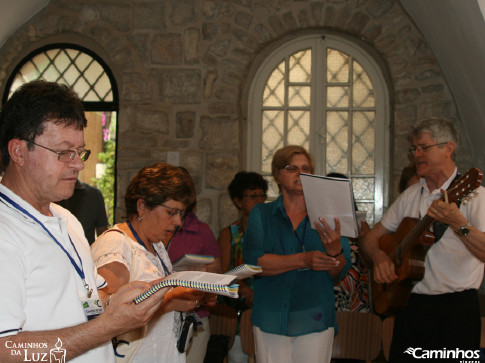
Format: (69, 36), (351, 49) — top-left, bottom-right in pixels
(284, 165), (312, 173)
(26, 140), (91, 162)
(242, 193), (267, 200)
(160, 203), (185, 218)
(408, 142), (448, 154)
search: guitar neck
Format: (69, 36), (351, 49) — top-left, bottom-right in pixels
(389, 215), (434, 264)
(372, 168), (482, 316)
(386, 167), (482, 265)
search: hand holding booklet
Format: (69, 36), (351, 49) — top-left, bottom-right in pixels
(300, 173), (365, 238)
(133, 265), (262, 304)
(133, 271), (239, 303)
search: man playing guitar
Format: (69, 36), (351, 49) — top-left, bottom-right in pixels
(361, 118), (485, 361)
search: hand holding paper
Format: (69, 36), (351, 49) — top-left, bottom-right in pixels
(300, 173), (361, 238)
(314, 216), (343, 257)
(133, 271), (240, 304)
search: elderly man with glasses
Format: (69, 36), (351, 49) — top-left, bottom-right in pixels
(361, 118), (485, 361)
(0, 80), (165, 362)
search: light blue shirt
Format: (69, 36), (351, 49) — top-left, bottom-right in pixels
(243, 195), (351, 336)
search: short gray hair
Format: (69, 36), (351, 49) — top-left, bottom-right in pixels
(411, 118), (458, 158)
(411, 118), (458, 144)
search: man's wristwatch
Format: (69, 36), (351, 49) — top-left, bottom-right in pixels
(456, 222), (472, 236)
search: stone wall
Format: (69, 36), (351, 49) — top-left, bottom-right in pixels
(0, 0), (469, 234)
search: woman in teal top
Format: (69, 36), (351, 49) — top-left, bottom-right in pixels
(243, 145), (351, 363)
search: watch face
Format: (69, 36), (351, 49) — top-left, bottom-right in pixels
(459, 227), (470, 236)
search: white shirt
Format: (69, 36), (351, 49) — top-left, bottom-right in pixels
(0, 184), (113, 362)
(91, 226), (185, 363)
(380, 168), (485, 294)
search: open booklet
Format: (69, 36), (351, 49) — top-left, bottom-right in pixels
(133, 264), (263, 304)
(133, 271), (239, 304)
(172, 254), (215, 272)
(300, 173), (365, 238)
(225, 264), (262, 280)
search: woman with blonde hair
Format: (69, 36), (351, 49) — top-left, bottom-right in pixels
(244, 145), (351, 363)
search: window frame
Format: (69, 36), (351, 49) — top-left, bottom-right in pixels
(2, 43), (119, 111)
(247, 33), (390, 222)
(2, 43), (119, 224)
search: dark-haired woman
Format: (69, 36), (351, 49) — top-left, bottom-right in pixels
(217, 171), (268, 362)
(92, 163), (213, 363)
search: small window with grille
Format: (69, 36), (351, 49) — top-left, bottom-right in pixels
(3, 45), (118, 224)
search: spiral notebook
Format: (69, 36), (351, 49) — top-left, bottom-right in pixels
(225, 264), (262, 280)
(172, 254), (215, 272)
(133, 271), (239, 304)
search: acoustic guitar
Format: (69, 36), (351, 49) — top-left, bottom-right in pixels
(370, 168), (483, 316)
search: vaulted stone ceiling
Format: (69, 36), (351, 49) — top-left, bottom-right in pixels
(401, 0), (485, 168)
(2, 0), (485, 168)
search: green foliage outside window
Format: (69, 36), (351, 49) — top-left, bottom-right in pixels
(91, 112), (116, 226)
(94, 139), (115, 225)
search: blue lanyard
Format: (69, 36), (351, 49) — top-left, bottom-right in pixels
(295, 218), (308, 252)
(126, 220), (170, 276)
(0, 191), (91, 297)
(165, 225), (180, 252)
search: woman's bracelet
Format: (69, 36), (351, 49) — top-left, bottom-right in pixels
(327, 248), (343, 258)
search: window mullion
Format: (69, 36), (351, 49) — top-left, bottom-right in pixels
(312, 37), (326, 175)
(349, 57), (354, 178)
(284, 56), (289, 147)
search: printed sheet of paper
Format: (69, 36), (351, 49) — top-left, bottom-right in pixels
(300, 173), (361, 238)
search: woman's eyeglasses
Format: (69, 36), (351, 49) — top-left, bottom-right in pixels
(284, 165), (312, 173)
(160, 203), (186, 218)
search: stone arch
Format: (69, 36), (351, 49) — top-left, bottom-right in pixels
(227, 1), (465, 199)
(0, 0), (469, 230)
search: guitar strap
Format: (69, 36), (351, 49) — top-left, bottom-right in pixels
(432, 173), (461, 243)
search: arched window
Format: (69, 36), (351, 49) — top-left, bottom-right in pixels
(3, 44), (118, 224)
(248, 34), (390, 224)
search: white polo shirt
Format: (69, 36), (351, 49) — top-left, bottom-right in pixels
(381, 168), (485, 295)
(0, 184), (114, 362)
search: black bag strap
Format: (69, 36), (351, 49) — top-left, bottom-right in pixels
(433, 173), (461, 243)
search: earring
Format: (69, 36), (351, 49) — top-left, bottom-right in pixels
(138, 215), (143, 222)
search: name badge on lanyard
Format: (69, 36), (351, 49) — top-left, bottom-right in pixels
(81, 297), (104, 320)
(0, 191), (103, 319)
